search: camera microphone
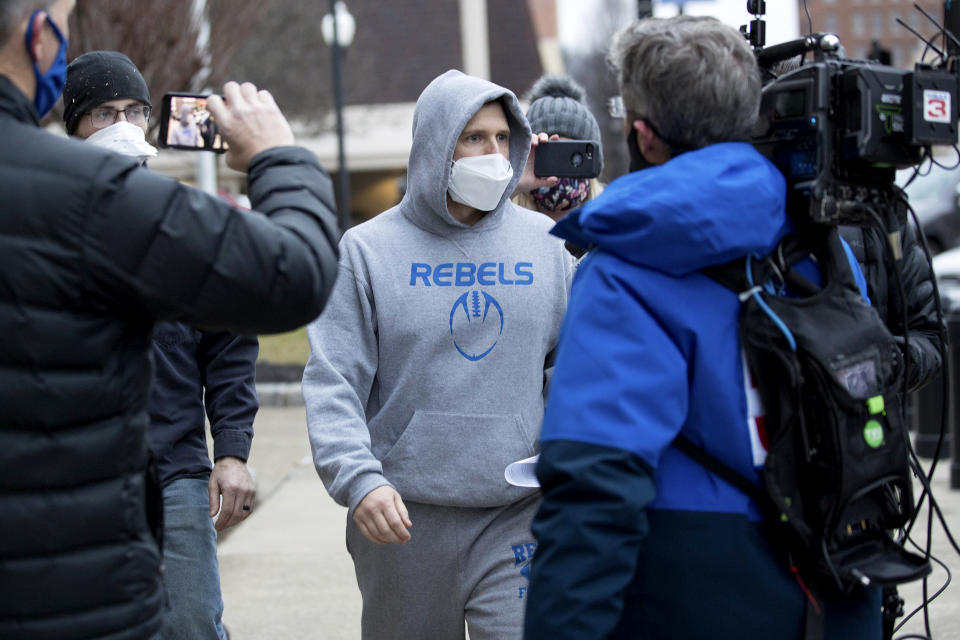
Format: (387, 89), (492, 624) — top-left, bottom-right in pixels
(756, 33), (841, 69)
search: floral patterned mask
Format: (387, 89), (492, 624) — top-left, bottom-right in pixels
(530, 177), (591, 213)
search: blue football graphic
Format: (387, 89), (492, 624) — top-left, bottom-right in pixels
(449, 289), (504, 361)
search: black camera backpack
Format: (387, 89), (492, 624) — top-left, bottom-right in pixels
(675, 227), (930, 602)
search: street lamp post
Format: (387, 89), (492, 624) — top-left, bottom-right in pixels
(322, 1), (356, 232)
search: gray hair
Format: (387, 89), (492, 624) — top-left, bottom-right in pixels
(608, 16), (761, 152)
(0, 0), (52, 48)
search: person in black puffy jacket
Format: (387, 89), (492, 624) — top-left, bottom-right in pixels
(0, 2), (339, 639)
(63, 50), (262, 640)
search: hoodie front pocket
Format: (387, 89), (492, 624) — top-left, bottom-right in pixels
(380, 410), (536, 508)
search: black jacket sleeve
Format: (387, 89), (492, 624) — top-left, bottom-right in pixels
(79, 146), (340, 334)
(197, 330), (259, 463)
(524, 439), (656, 640)
(840, 223), (944, 392)
(894, 222), (944, 391)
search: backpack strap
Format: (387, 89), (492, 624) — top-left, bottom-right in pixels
(673, 433), (825, 640)
(702, 258), (747, 294)
(672, 434), (767, 506)
(804, 596), (825, 640)
(703, 231), (829, 300)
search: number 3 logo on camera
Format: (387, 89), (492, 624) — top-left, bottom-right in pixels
(924, 90), (951, 124)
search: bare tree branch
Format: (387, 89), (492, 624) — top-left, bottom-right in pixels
(564, 0), (632, 182)
(52, 0), (263, 136)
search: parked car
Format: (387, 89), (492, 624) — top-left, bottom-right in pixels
(898, 164), (960, 256)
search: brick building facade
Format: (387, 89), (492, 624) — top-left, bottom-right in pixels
(800, 0), (945, 66)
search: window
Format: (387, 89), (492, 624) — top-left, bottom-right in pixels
(853, 13), (866, 36)
(824, 14), (838, 33)
(892, 46), (903, 67)
(872, 12), (884, 37)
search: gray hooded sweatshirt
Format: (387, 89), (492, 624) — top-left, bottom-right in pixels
(303, 70), (573, 512)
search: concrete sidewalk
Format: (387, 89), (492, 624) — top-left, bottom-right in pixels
(217, 406), (360, 639)
(896, 464), (960, 640)
(218, 406), (960, 639)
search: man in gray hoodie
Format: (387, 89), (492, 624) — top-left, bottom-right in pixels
(302, 70), (573, 639)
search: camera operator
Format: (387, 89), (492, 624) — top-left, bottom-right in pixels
(524, 15), (880, 639)
(0, 2), (339, 639)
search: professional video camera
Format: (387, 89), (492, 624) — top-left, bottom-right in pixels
(738, 5), (960, 637)
(744, 0), (960, 228)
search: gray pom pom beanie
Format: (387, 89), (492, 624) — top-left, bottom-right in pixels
(524, 74), (603, 173)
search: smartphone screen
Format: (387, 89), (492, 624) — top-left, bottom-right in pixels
(158, 92), (228, 153)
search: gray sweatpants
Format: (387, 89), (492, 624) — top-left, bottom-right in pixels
(346, 493), (540, 640)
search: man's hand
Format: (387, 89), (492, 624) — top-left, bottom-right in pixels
(353, 485), (412, 544)
(515, 132), (560, 194)
(206, 81), (295, 173)
(209, 456), (257, 531)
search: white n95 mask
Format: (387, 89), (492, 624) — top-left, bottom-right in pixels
(84, 121), (158, 163)
(448, 153), (514, 212)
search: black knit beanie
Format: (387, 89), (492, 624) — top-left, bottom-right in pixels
(62, 51), (151, 134)
(524, 74), (603, 174)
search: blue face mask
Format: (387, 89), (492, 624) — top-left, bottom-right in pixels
(24, 10), (68, 119)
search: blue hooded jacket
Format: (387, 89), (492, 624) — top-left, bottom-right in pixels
(546, 142), (789, 517)
(524, 143), (880, 640)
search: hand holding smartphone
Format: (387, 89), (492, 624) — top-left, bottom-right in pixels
(209, 82), (296, 173)
(160, 83), (295, 172)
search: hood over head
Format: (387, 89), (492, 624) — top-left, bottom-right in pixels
(553, 143), (790, 276)
(400, 70), (531, 235)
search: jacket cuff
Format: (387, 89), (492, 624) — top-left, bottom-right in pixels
(212, 429), (252, 463)
(248, 145), (320, 178)
(346, 473), (395, 515)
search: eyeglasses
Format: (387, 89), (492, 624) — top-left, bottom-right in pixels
(86, 105), (152, 129)
(607, 96), (626, 119)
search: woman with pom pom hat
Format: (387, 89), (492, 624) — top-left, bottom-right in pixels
(514, 73), (604, 227)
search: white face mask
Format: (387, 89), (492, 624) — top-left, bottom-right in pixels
(84, 121), (158, 162)
(448, 153), (514, 212)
